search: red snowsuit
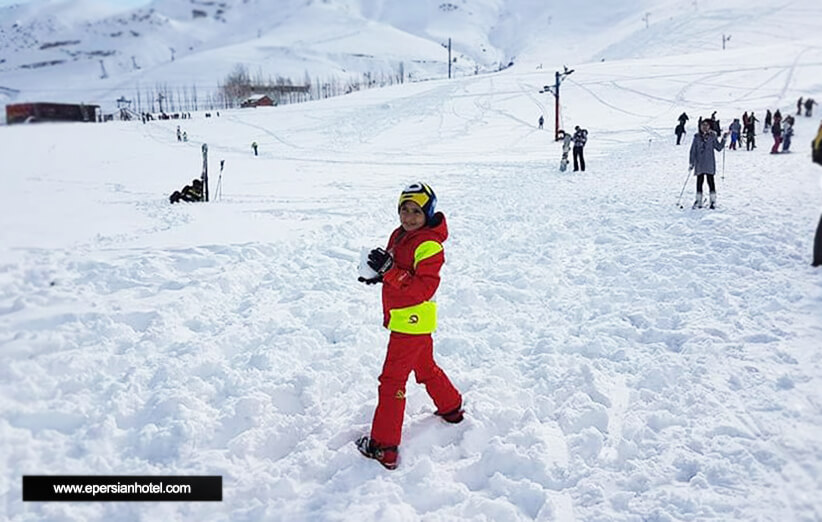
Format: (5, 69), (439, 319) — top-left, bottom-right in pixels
(369, 212), (462, 448)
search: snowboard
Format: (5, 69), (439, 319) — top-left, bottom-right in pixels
(559, 133), (572, 172)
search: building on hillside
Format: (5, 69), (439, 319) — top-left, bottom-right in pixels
(5, 102), (100, 125)
(240, 95), (275, 108)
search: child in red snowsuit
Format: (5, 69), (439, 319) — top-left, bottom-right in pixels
(356, 182), (463, 470)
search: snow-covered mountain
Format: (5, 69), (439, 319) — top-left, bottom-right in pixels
(4, 0), (819, 120)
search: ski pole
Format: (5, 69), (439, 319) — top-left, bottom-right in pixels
(215, 160), (225, 200)
(721, 147), (726, 181)
(677, 167), (693, 209)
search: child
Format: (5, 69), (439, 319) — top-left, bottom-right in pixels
(356, 182), (463, 470)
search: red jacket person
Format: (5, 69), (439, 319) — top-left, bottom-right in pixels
(356, 182), (463, 470)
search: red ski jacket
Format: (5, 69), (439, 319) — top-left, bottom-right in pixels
(381, 212), (447, 334)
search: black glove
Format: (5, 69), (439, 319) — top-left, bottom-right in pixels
(358, 276), (382, 285)
(367, 248), (393, 275)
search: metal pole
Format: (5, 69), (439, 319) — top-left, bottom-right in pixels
(448, 38), (452, 79)
(554, 70), (560, 141)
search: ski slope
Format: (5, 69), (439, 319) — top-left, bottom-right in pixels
(2, 2), (822, 521)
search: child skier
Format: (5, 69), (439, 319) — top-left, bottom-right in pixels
(356, 182), (463, 470)
(728, 118), (741, 150)
(782, 116), (794, 152)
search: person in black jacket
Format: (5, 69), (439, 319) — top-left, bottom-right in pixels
(812, 121), (822, 266)
(744, 112), (758, 150)
(675, 116), (687, 145)
(169, 179), (204, 204)
(806, 98), (818, 117)
(572, 126), (588, 171)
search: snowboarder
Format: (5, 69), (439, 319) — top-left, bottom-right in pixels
(805, 98), (817, 117)
(689, 118), (727, 209)
(356, 183), (463, 470)
(782, 116), (794, 152)
(798, 97), (804, 116)
(252, 141), (258, 156)
(812, 121), (822, 266)
(169, 179), (203, 204)
(728, 118), (741, 150)
(572, 125), (588, 172)
(538, 115), (544, 129)
(764, 109), (772, 132)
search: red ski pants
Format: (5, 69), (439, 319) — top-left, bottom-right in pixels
(370, 332), (461, 448)
(771, 135), (782, 153)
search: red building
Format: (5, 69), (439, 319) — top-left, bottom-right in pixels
(240, 95), (275, 108)
(5, 102), (100, 125)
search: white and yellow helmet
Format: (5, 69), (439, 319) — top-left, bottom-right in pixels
(398, 182), (437, 224)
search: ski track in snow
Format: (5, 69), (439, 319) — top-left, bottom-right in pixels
(2, 37), (822, 522)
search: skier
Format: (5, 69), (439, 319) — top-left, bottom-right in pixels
(798, 97), (804, 116)
(675, 120), (687, 145)
(182, 131), (188, 142)
(169, 179), (203, 204)
(356, 183), (463, 470)
(538, 115), (544, 129)
(813, 121), (822, 266)
(770, 114), (783, 154)
(728, 118), (741, 150)
(689, 118), (727, 209)
(764, 109), (772, 132)
(782, 116), (794, 152)
(745, 112), (758, 151)
(572, 125), (588, 172)
(251, 141), (258, 156)
(176, 126), (182, 142)
(805, 98), (817, 117)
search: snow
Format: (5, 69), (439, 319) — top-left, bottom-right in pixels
(2, 0), (822, 520)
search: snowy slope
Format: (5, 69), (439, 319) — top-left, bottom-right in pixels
(2, 0), (822, 521)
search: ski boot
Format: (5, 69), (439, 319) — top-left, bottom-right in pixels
(709, 192), (717, 209)
(692, 192), (703, 209)
(356, 436), (398, 470)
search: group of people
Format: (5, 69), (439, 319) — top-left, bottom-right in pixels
(540, 116), (589, 172)
(684, 104), (822, 268)
(176, 126), (188, 142)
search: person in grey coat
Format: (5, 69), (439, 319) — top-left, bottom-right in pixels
(689, 118), (728, 209)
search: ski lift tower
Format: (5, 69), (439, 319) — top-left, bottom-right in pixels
(116, 96), (132, 120)
(540, 66), (575, 141)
